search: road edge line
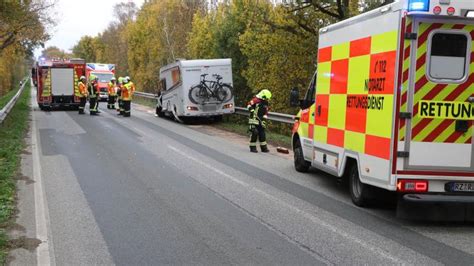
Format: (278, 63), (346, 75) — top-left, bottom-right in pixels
(31, 88), (55, 266)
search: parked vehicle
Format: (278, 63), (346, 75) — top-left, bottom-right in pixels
(86, 63), (116, 101)
(156, 59), (235, 122)
(290, 0), (474, 220)
(32, 58), (86, 110)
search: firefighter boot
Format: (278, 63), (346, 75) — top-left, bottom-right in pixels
(250, 146), (258, 153)
(261, 145), (270, 153)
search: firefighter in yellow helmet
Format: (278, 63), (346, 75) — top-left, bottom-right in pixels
(78, 76), (88, 114)
(107, 77), (117, 109)
(88, 75), (99, 115)
(121, 76), (135, 117)
(117, 77), (124, 114)
(247, 89), (272, 153)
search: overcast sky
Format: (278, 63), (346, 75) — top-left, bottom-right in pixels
(35, 0), (145, 57)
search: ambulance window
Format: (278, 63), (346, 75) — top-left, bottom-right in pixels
(304, 72), (316, 103)
(428, 32), (469, 81)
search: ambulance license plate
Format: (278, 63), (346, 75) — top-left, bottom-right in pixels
(447, 182), (474, 192)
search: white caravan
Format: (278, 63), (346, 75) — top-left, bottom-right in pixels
(156, 59), (235, 121)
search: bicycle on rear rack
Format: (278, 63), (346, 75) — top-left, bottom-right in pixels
(188, 74), (233, 105)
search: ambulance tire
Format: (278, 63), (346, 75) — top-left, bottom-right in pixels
(294, 140), (310, 173)
(349, 163), (372, 207)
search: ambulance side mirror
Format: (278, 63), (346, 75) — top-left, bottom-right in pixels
(290, 87), (300, 107)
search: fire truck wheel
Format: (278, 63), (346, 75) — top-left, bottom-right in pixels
(294, 140), (310, 173)
(349, 163), (371, 207)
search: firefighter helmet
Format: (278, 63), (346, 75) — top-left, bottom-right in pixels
(256, 89), (272, 100)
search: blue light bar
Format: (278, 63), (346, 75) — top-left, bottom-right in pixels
(408, 0), (430, 12)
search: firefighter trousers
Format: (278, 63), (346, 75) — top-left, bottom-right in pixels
(123, 100), (131, 117)
(249, 124), (267, 151)
(89, 97), (98, 115)
(78, 96), (87, 114)
(108, 95), (116, 109)
(118, 99), (123, 113)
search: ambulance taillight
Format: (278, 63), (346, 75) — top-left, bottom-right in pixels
(408, 0), (430, 12)
(397, 180), (429, 193)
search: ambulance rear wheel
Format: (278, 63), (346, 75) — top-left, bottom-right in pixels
(349, 163), (371, 207)
(294, 140), (310, 173)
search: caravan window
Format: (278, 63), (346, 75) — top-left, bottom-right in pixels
(160, 79), (167, 91)
(428, 31), (470, 82)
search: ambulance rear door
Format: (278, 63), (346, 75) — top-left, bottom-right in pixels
(405, 17), (474, 172)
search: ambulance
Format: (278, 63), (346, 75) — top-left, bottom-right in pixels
(86, 63), (116, 101)
(290, 0), (474, 219)
(33, 58), (86, 110)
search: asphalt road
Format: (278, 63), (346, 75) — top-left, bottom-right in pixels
(10, 91), (474, 265)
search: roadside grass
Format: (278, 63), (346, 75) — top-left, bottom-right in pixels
(133, 95), (156, 109)
(0, 82), (30, 264)
(0, 87), (20, 110)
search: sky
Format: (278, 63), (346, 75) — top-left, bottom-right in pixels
(34, 0), (145, 58)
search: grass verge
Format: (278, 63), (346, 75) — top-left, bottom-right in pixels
(0, 82), (30, 264)
(133, 95), (156, 109)
(0, 86), (21, 110)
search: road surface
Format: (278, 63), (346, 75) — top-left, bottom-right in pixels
(9, 90), (474, 265)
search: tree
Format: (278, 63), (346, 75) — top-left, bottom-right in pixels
(126, 0), (206, 92)
(0, 0), (53, 54)
(41, 46), (71, 59)
(72, 36), (99, 62)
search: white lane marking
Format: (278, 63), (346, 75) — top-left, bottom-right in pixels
(32, 109), (55, 265)
(168, 145), (405, 264)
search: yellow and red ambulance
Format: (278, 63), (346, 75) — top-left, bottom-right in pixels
(291, 0), (474, 218)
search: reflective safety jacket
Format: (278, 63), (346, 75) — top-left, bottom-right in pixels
(78, 81), (88, 97)
(122, 82), (133, 101)
(108, 82), (117, 96)
(88, 82), (99, 98)
(247, 97), (269, 125)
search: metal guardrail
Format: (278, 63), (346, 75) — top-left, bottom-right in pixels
(0, 77), (28, 125)
(234, 107), (294, 124)
(133, 91), (295, 124)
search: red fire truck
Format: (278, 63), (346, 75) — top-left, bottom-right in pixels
(32, 58), (86, 110)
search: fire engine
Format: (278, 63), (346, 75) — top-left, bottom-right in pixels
(86, 63), (116, 101)
(290, 0), (474, 220)
(32, 58), (86, 110)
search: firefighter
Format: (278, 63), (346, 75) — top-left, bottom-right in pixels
(117, 77), (124, 115)
(88, 75), (99, 115)
(78, 76), (88, 114)
(107, 77), (117, 109)
(121, 76), (135, 117)
(247, 89), (272, 153)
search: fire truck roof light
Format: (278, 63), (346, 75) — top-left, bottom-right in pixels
(447, 7), (455, 16)
(408, 0), (430, 12)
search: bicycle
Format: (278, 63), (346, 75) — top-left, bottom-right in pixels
(188, 74), (233, 104)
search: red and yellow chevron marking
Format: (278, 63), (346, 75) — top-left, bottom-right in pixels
(399, 18), (413, 141)
(404, 22), (474, 144)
